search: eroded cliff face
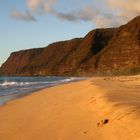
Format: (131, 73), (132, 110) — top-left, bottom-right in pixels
(0, 48), (43, 75)
(96, 16), (140, 73)
(0, 16), (140, 76)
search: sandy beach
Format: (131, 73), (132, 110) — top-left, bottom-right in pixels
(0, 76), (140, 140)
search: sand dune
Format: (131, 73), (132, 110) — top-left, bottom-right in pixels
(0, 76), (140, 140)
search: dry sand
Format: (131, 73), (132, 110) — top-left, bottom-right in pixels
(0, 76), (140, 140)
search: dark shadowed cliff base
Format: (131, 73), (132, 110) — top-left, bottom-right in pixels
(0, 16), (140, 76)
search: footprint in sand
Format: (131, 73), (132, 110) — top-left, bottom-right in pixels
(88, 96), (103, 104)
(115, 110), (136, 121)
(115, 114), (124, 120)
(97, 119), (109, 127)
(88, 97), (96, 104)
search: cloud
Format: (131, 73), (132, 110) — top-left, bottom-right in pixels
(51, 5), (99, 22)
(11, 9), (36, 22)
(93, 15), (123, 28)
(26, 0), (100, 23)
(89, 0), (140, 27)
(106, 0), (140, 22)
(27, 0), (57, 13)
(11, 0), (140, 27)
(108, 0), (140, 14)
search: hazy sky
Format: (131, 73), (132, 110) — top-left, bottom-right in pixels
(0, 0), (140, 65)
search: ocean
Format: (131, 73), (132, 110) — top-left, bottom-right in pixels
(0, 76), (85, 105)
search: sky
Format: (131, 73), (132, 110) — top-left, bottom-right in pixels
(0, 0), (140, 66)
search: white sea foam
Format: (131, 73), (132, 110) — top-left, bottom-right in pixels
(0, 76), (86, 105)
(60, 77), (84, 83)
(0, 81), (30, 87)
(0, 77), (85, 88)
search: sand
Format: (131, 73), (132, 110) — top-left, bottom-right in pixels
(0, 76), (140, 140)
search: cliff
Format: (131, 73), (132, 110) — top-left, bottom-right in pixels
(0, 16), (140, 76)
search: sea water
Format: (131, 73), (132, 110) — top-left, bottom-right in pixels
(0, 76), (85, 105)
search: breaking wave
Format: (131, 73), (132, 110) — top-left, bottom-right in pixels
(0, 81), (30, 87)
(0, 76), (86, 105)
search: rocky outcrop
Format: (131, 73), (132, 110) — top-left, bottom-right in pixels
(0, 16), (140, 76)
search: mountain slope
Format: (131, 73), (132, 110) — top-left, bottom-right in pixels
(0, 16), (140, 76)
(96, 16), (140, 74)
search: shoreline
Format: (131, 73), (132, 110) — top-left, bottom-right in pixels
(0, 77), (87, 106)
(0, 76), (140, 139)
